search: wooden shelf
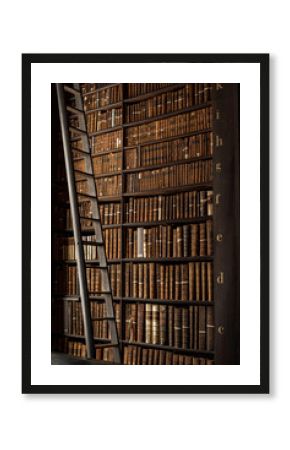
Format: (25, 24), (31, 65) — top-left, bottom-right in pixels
(85, 101), (122, 113)
(81, 83), (121, 95)
(123, 102), (212, 128)
(52, 294), (122, 302)
(122, 217), (213, 228)
(89, 125), (123, 137)
(94, 170), (122, 179)
(97, 195), (122, 203)
(121, 297), (214, 306)
(55, 256), (212, 265)
(123, 155), (212, 174)
(91, 148), (122, 157)
(121, 340), (214, 358)
(123, 83), (185, 103)
(122, 256), (213, 263)
(122, 183), (213, 197)
(52, 332), (111, 342)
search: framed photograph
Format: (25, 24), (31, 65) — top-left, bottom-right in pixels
(22, 53), (269, 394)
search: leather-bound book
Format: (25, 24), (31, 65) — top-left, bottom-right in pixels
(182, 307), (189, 349)
(145, 302), (152, 344)
(206, 307), (215, 351)
(142, 348), (148, 365)
(165, 351), (173, 365)
(183, 225), (189, 257)
(198, 306), (206, 350)
(152, 303), (160, 344)
(206, 220), (213, 256)
(132, 263), (139, 298)
(201, 262), (207, 301)
(174, 306), (182, 348)
(148, 348), (154, 365)
(207, 262), (213, 302)
(181, 264), (189, 301)
(199, 222), (206, 256)
(176, 226), (183, 257)
(191, 224), (198, 256)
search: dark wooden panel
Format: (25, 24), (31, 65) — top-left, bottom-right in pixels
(213, 84), (240, 364)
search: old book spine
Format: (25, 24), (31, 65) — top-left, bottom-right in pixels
(201, 262), (206, 301)
(198, 306), (206, 350)
(206, 220), (213, 256)
(199, 222), (206, 256)
(182, 307), (189, 349)
(159, 265), (167, 345)
(191, 224), (198, 256)
(132, 263), (139, 298)
(206, 306), (215, 351)
(176, 226), (183, 257)
(207, 262), (213, 301)
(137, 265), (145, 341)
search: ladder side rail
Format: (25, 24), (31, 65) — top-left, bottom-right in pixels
(56, 83), (95, 359)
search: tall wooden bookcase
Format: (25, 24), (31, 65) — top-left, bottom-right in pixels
(51, 83), (240, 365)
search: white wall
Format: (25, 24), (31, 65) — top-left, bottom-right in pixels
(0, 1), (285, 449)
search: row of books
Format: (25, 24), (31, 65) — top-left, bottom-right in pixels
(124, 262), (213, 302)
(52, 264), (122, 298)
(53, 236), (100, 260)
(125, 107), (213, 145)
(87, 265), (122, 298)
(99, 203), (121, 224)
(86, 108), (122, 133)
(81, 84), (122, 109)
(125, 160), (213, 192)
(65, 201), (91, 229)
(126, 222), (213, 258)
(123, 346), (214, 365)
(91, 130), (122, 154)
(63, 189), (214, 231)
(127, 83), (171, 98)
(124, 132), (214, 169)
(125, 84), (212, 123)
(52, 299), (121, 338)
(125, 303), (214, 350)
(125, 190), (213, 222)
(103, 228), (122, 259)
(93, 152), (122, 174)
(53, 230), (121, 262)
(52, 336), (115, 362)
(53, 261), (213, 302)
(52, 265), (77, 296)
(95, 174), (122, 197)
(74, 152), (122, 175)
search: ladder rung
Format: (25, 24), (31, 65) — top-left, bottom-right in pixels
(66, 105), (84, 115)
(81, 241), (103, 246)
(79, 216), (100, 222)
(89, 291), (112, 296)
(75, 169), (95, 178)
(69, 126), (87, 135)
(84, 261), (109, 269)
(77, 192), (96, 199)
(71, 147), (90, 155)
(91, 317), (115, 322)
(94, 343), (119, 349)
(63, 85), (81, 95)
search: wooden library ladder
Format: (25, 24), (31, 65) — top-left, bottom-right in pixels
(56, 83), (121, 364)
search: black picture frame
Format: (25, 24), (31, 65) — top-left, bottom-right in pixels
(22, 53), (269, 394)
